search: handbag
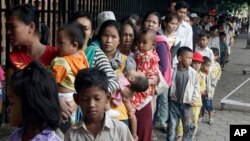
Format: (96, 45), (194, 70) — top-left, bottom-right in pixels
(155, 69), (169, 95)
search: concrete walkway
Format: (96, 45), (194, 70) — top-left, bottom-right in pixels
(155, 34), (250, 141)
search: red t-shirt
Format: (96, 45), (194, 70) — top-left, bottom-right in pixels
(9, 45), (58, 70)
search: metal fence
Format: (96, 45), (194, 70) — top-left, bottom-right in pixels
(0, 0), (168, 65)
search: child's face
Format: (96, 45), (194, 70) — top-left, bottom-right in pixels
(178, 51), (193, 68)
(57, 30), (77, 56)
(74, 86), (109, 121)
(202, 62), (211, 74)
(124, 70), (145, 82)
(214, 54), (219, 61)
(198, 36), (209, 48)
(137, 33), (155, 52)
(7, 87), (23, 126)
(192, 61), (202, 71)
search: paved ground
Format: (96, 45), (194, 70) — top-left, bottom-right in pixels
(154, 34), (250, 141)
(1, 34), (250, 141)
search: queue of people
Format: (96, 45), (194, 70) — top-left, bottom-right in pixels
(0, 0), (242, 141)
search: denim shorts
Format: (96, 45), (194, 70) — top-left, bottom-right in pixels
(202, 96), (213, 112)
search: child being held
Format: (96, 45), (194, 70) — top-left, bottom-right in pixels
(200, 56), (214, 125)
(131, 29), (160, 110)
(65, 67), (134, 141)
(111, 70), (149, 140)
(8, 61), (61, 141)
(50, 22), (88, 124)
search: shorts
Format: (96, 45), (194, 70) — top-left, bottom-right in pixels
(202, 95), (213, 112)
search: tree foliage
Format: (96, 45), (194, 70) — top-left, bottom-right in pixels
(218, 0), (248, 16)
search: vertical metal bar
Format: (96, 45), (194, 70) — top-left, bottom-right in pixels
(78, 0), (82, 11)
(73, 0), (77, 15)
(89, 0), (92, 13)
(22, 0), (26, 4)
(28, 0), (32, 4)
(35, 0), (39, 7)
(52, 0), (56, 46)
(47, 0), (51, 28)
(41, 0), (45, 23)
(86, 0), (89, 12)
(246, 5), (250, 48)
(100, 0), (103, 12)
(62, 0), (66, 23)
(68, 0), (71, 20)
(58, 0), (62, 27)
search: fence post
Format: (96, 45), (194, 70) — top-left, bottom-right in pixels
(246, 4), (250, 48)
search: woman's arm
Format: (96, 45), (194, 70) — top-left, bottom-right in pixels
(156, 42), (168, 74)
(94, 48), (119, 94)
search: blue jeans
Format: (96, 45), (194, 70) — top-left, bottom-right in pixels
(158, 88), (169, 127)
(167, 101), (195, 141)
(220, 52), (226, 66)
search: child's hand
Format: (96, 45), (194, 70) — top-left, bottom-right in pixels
(133, 134), (138, 141)
(59, 98), (77, 121)
(148, 74), (159, 85)
(191, 100), (195, 106)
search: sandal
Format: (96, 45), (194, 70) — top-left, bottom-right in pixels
(208, 119), (214, 125)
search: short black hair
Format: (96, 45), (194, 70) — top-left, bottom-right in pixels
(58, 22), (86, 49)
(203, 56), (211, 65)
(211, 48), (219, 56)
(219, 32), (226, 37)
(177, 46), (193, 57)
(8, 61), (60, 130)
(210, 26), (218, 32)
(198, 30), (210, 39)
(130, 75), (149, 92)
(164, 12), (181, 25)
(69, 11), (93, 29)
(139, 29), (157, 42)
(175, 1), (189, 11)
(75, 67), (109, 94)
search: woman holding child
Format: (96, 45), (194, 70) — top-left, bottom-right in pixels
(6, 4), (74, 128)
(141, 11), (172, 135)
